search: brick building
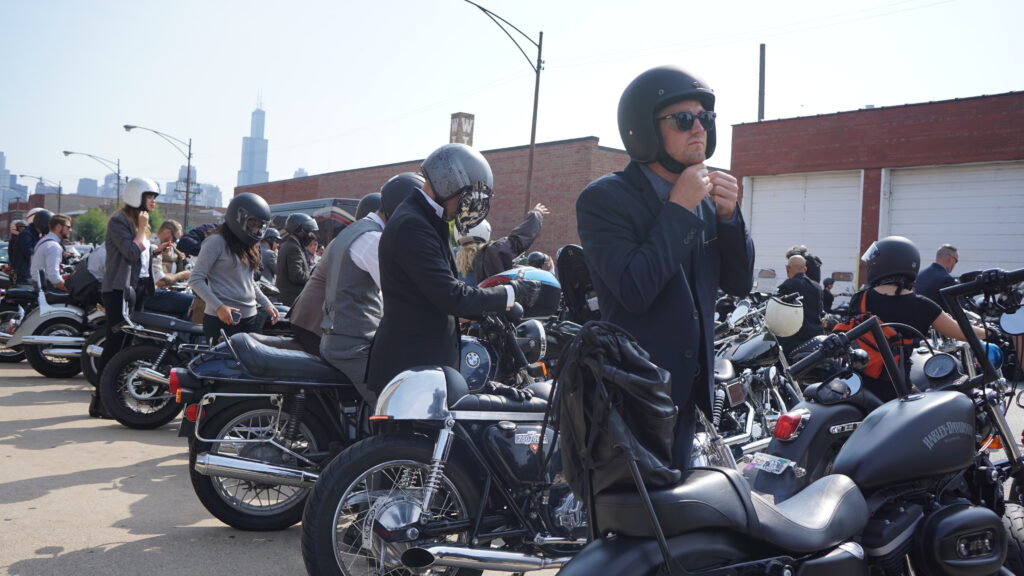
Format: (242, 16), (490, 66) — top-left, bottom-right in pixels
(237, 137), (632, 258)
(731, 92), (1024, 295)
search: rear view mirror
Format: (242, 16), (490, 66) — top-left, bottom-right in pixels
(729, 300), (751, 327)
(1000, 308), (1024, 336)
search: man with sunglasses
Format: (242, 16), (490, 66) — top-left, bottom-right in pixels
(916, 243), (959, 312)
(30, 213), (73, 291)
(576, 66), (754, 469)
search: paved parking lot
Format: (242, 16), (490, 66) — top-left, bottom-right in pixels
(2, 361), (1022, 576)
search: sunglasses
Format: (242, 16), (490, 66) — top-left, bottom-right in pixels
(657, 110), (717, 132)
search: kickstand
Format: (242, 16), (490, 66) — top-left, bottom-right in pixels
(625, 456), (683, 576)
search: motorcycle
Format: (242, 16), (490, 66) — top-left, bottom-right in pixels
(0, 272), (104, 378)
(557, 267), (1024, 576)
(92, 309), (210, 429)
(300, 301), (585, 576)
(0, 282), (38, 363)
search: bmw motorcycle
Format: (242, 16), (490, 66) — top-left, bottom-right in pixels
(557, 267), (1024, 576)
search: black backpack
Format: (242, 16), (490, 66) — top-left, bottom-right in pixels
(556, 321), (681, 499)
(64, 252), (101, 308)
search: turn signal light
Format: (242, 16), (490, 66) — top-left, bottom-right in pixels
(185, 404), (205, 422)
(773, 409), (809, 441)
(984, 435), (1004, 450)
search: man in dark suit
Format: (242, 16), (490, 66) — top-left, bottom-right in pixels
(276, 213), (318, 306)
(776, 255), (825, 357)
(577, 66), (755, 468)
(916, 244), (958, 311)
(367, 143), (541, 395)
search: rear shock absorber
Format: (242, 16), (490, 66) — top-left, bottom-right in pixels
(283, 390), (307, 444)
(712, 387), (726, 429)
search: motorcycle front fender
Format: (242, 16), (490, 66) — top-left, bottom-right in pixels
(6, 305), (96, 346)
(752, 400), (867, 502)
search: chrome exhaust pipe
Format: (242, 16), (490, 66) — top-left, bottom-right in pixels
(194, 452), (318, 488)
(136, 367), (169, 386)
(40, 347), (84, 358)
(86, 344), (104, 357)
(21, 335), (85, 346)
(401, 545), (571, 573)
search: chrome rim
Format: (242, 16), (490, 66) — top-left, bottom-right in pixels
(209, 408), (315, 515)
(330, 460), (469, 576)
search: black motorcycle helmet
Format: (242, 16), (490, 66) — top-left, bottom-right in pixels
(420, 143), (493, 234)
(262, 227), (281, 244)
(380, 172), (425, 219)
(618, 66), (716, 173)
(32, 209), (53, 234)
(355, 193), (382, 220)
(526, 251), (549, 270)
(226, 193), (272, 246)
(284, 213), (319, 236)
(862, 235), (921, 287)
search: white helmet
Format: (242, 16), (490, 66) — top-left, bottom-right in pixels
(454, 219), (491, 245)
(123, 177), (161, 209)
(765, 296), (803, 338)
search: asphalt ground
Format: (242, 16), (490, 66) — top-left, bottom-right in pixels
(2, 361), (1022, 576)
(0, 363), (558, 576)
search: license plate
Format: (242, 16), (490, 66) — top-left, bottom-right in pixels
(749, 452), (806, 477)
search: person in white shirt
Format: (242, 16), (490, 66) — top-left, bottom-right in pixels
(29, 214), (73, 291)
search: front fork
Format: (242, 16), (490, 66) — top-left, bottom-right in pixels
(421, 417), (456, 515)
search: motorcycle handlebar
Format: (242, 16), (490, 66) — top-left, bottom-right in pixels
(789, 316), (881, 375)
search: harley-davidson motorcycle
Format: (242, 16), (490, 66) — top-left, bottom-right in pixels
(557, 267), (1024, 576)
(300, 296), (585, 576)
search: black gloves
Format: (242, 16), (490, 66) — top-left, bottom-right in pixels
(509, 279), (542, 308)
(481, 381), (534, 402)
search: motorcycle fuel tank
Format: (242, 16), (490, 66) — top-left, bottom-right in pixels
(483, 422), (558, 485)
(832, 391), (975, 489)
(729, 333), (778, 368)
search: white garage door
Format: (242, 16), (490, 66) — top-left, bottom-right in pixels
(743, 171), (863, 297)
(885, 162), (1024, 274)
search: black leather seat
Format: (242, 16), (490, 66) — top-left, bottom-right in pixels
(439, 366), (548, 412)
(714, 357), (735, 382)
(44, 291), (73, 305)
(6, 287), (37, 304)
(131, 311), (204, 335)
(594, 467), (868, 554)
(228, 332), (349, 383)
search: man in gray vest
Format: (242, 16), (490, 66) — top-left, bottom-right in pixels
(320, 173), (421, 404)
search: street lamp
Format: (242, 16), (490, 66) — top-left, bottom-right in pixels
(62, 150), (123, 207)
(123, 124), (193, 228)
(18, 175), (62, 213)
(464, 0), (543, 216)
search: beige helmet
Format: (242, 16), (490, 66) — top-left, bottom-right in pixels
(765, 296), (803, 338)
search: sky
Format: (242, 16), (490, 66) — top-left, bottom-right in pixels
(1, 0), (1022, 207)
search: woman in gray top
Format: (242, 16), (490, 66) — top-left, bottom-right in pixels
(189, 193), (279, 340)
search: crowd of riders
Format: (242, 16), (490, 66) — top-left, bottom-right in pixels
(3, 63), (1020, 469)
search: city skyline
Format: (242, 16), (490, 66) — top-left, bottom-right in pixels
(1, 0), (1021, 206)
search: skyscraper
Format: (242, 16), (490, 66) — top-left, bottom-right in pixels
(237, 107), (269, 187)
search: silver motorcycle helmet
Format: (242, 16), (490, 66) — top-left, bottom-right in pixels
(765, 296), (803, 337)
(420, 143), (494, 234)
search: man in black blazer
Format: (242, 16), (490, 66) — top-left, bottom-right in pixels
(367, 143), (541, 395)
(577, 66), (755, 468)
(916, 244), (958, 312)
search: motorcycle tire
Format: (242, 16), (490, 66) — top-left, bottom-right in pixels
(24, 318), (84, 378)
(189, 398), (332, 531)
(81, 329), (106, 388)
(99, 344), (183, 430)
(1003, 502), (1024, 574)
(301, 432), (483, 576)
(0, 304), (25, 363)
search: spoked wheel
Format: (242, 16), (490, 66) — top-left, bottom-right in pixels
(99, 344), (182, 429)
(189, 399), (331, 531)
(24, 318), (83, 378)
(302, 433), (482, 576)
(0, 306), (25, 363)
